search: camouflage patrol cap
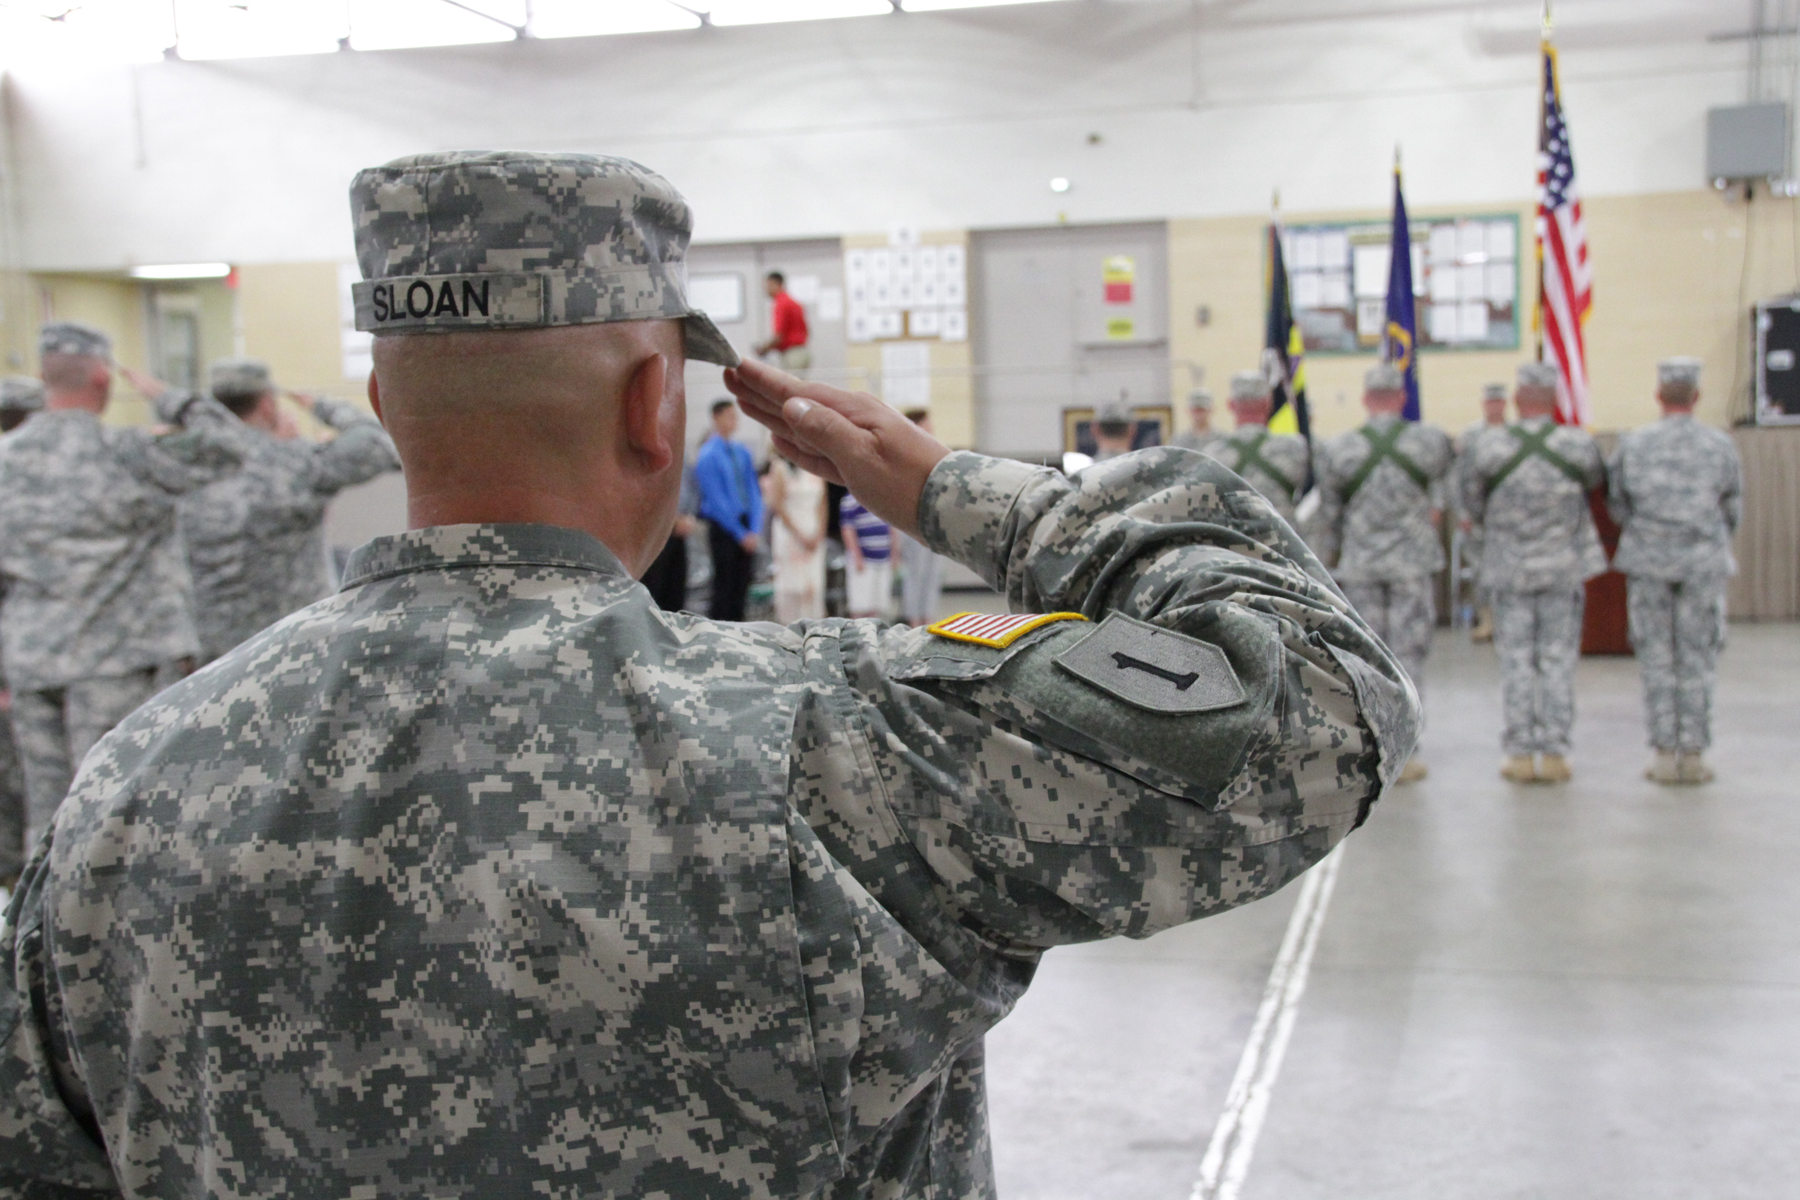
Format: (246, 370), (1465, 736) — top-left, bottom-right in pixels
(39, 321), (111, 361)
(0, 375), (45, 411)
(1364, 362), (1405, 392)
(1481, 382), (1507, 402)
(1657, 357), (1702, 389)
(349, 151), (739, 367)
(1228, 371), (1271, 402)
(1517, 361), (1559, 389)
(209, 357), (274, 400)
(1187, 387), (1214, 410)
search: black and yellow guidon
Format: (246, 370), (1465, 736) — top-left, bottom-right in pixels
(353, 273), (547, 331)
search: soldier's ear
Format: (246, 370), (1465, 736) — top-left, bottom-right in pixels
(621, 351), (674, 474)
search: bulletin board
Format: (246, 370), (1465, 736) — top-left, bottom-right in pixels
(1274, 214), (1521, 354)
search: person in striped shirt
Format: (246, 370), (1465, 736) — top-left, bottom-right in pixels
(839, 492), (893, 618)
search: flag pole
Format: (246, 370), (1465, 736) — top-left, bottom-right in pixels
(1534, 0), (1552, 363)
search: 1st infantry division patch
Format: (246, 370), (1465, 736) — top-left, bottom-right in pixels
(1053, 613), (1247, 714)
(927, 611), (1089, 649)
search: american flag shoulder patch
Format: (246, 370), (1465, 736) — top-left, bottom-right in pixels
(925, 610), (1089, 649)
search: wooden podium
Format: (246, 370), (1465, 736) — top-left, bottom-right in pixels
(1582, 488), (1632, 655)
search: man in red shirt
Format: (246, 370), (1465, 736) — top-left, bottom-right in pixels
(755, 271), (810, 376)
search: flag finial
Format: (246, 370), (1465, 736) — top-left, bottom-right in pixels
(1272, 186), (1281, 213)
(1542, 0), (1553, 36)
(1394, 143), (1402, 175)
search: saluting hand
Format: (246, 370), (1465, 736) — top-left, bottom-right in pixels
(726, 359), (948, 539)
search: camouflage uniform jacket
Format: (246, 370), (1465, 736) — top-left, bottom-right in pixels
(1606, 414), (1743, 582)
(156, 390), (401, 659)
(1462, 416), (1607, 592)
(1202, 425), (1309, 522)
(0, 408), (242, 692)
(1312, 415), (1452, 583)
(1452, 420), (1506, 522)
(0, 449), (1418, 1200)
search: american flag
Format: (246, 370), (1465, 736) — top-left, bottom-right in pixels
(1537, 40), (1592, 425)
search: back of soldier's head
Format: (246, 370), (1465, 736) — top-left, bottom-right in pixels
(39, 322), (113, 394)
(352, 152), (736, 426)
(210, 357), (276, 419)
(1656, 357), (1700, 408)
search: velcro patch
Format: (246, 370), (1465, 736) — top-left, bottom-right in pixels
(353, 273), (547, 332)
(927, 611), (1088, 649)
(1053, 613), (1246, 714)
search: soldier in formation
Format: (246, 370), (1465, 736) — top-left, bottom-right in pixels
(1313, 361), (1452, 783)
(0, 375), (44, 888)
(1608, 358), (1742, 785)
(0, 150), (1417, 1198)
(1172, 385), (1223, 453)
(1462, 362), (1605, 783)
(129, 356), (402, 664)
(0, 323), (243, 855)
(1204, 370), (1309, 525)
(1455, 381), (1510, 642)
(1090, 398), (1136, 460)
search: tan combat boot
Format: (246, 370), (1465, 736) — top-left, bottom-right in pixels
(1677, 752), (1714, 784)
(1397, 757), (1428, 784)
(1645, 750), (1681, 785)
(1469, 608), (1494, 643)
(1536, 754), (1572, 783)
(1500, 755), (1537, 783)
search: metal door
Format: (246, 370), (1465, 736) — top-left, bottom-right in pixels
(971, 222), (1168, 458)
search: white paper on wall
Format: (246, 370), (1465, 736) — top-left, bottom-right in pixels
(848, 310), (873, 343)
(1430, 302), (1461, 342)
(1319, 231), (1351, 270)
(848, 281), (868, 310)
(875, 311), (904, 338)
(1487, 263), (1515, 304)
(1457, 221), (1486, 260)
(917, 245), (939, 279)
(941, 276), (966, 306)
(1292, 271), (1323, 309)
(1411, 245), (1425, 296)
(1293, 233), (1322, 270)
(870, 280), (893, 310)
(1458, 301), (1490, 342)
(916, 277), (939, 306)
(817, 287), (844, 322)
(1319, 272), (1350, 308)
(1458, 263), (1485, 302)
(869, 249), (893, 283)
(1353, 244), (1390, 299)
(1487, 221), (1517, 261)
(882, 340), (932, 408)
(940, 244), (966, 276)
(894, 278), (915, 308)
(908, 309), (941, 337)
(941, 308), (968, 342)
(1356, 297), (1386, 337)
(845, 249), (868, 283)
(1428, 225), (1459, 265)
(888, 224), (919, 247)
(1429, 267), (1458, 303)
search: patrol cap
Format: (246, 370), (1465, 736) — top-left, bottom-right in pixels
(1657, 357), (1702, 389)
(1228, 371), (1272, 402)
(1481, 382), (1507, 402)
(1364, 362), (1405, 392)
(39, 321), (111, 361)
(210, 357), (274, 400)
(0, 375), (45, 412)
(1187, 387), (1214, 411)
(1517, 361), (1559, 389)
(348, 151), (739, 367)
(1094, 399), (1132, 430)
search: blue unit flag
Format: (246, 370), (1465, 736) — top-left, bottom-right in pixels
(1382, 162), (1422, 421)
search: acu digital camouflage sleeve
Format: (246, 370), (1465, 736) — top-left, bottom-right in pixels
(816, 448), (1417, 951)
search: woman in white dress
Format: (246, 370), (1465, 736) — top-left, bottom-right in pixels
(766, 453), (826, 623)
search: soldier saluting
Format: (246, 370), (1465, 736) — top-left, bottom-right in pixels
(1607, 357), (1742, 785)
(1462, 361), (1606, 784)
(0, 152), (1415, 1199)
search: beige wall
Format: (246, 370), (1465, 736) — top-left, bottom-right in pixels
(237, 262), (357, 398)
(1171, 189), (1789, 441)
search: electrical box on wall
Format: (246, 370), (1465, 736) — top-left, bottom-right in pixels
(1707, 103), (1790, 183)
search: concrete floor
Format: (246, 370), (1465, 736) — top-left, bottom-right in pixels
(985, 621), (1800, 1200)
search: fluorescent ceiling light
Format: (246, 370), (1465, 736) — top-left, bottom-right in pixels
(130, 263), (233, 280)
(530, 0), (700, 37)
(901, 0), (1066, 10)
(173, 0), (345, 61)
(706, 1), (893, 28)
(0, 0), (172, 70)
(348, 0), (520, 51)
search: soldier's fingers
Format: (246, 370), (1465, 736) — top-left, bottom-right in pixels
(769, 434), (842, 484)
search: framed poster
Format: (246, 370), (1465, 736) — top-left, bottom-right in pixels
(1062, 406), (1173, 456)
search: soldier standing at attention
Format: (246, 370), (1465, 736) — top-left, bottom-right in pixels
(1608, 358), (1742, 785)
(0, 376), (44, 889)
(1313, 361), (1451, 783)
(0, 151), (1416, 1199)
(127, 357), (401, 665)
(1090, 398), (1136, 461)
(1455, 382), (1510, 643)
(1172, 386), (1223, 453)
(1463, 362), (1605, 784)
(1204, 370), (1310, 525)
(0, 323), (242, 856)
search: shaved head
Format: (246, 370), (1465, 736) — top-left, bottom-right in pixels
(370, 319), (689, 575)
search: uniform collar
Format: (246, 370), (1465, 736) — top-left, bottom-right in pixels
(342, 523), (627, 590)
(1365, 412), (1404, 428)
